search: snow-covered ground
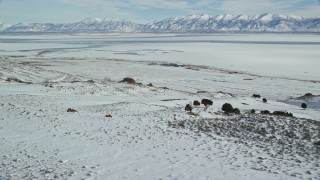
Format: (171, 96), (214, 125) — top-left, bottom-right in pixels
(0, 33), (319, 179)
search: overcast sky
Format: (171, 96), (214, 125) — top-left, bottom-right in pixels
(0, 0), (319, 24)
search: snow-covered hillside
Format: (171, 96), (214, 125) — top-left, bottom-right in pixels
(0, 23), (12, 31)
(149, 14), (320, 32)
(0, 33), (319, 179)
(1, 13), (319, 33)
(1, 18), (141, 33)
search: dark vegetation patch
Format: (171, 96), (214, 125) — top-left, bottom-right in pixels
(233, 108), (240, 114)
(201, 99), (213, 107)
(168, 114), (320, 171)
(222, 103), (234, 113)
(185, 104), (192, 112)
(87, 80), (95, 83)
(252, 94), (261, 98)
(67, 108), (77, 113)
(6, 77), (32, 84)
(161, 99), (185, 102)
(314, 140), (320, 146)
(260, 110), (271, 114)
(260, 110), (294, 117)
(71, 81), (81, 83)
(193, 100), (200, 106)
(272, 111), (293, 117)
(120, 77), (136, 84)
(197, 91), (209, 94)
(297, 93), (320, 100)
(301, 103), (307, 109)
(160, 63), (180, 67)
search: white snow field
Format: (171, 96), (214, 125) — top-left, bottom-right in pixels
(0, 33), (319, 180)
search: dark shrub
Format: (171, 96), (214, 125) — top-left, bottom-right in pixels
(185, 104), (192, 112)
(161, 63), (180, 67)
(313, 140), (320, 146)
(222, 103), (233, 113)
(262, 98), (267, 103)
(251, 109), (256, 114)
(273, 111), (293, 117)
(253, 94), (261, 98)
(105, 114), (112, 118)
(201, 99), (213, 107)
(305, 93), (313, 96)
(260, 110), (270, 114)
(67, 108), (77, 113)
(193, 100), (200, 106)
(87, 80), (95, 83)
(120, 77), (136, 84)
(233, 108), (240, 114)
(301, 103), (307, 109)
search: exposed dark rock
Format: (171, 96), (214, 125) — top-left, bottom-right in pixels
(222, 103), (233, 113)
(105, 114), (112, 118)
(120, 77), (136, 84)
(147, 83), (153, 87)
(251, 109), (256, 114)
(253, 94), (261, 98)
(201, 99), (213, 107)
(67, 108), (77, 113)
(193, 100), (200, 106)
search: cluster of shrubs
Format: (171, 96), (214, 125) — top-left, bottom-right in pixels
(185, 100), (242, 115)
(254, 94), (308, 109)
(252, 94), (267, 103)
(119, 77), (154, 87)
(184, 99), (213, 113)
(253, 109), (293, 117)
(221, 103), (240, 114)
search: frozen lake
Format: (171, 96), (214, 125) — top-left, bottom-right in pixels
(0, 33), (320, 80)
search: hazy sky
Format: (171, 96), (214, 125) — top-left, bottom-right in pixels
(0, 0), (319, 23)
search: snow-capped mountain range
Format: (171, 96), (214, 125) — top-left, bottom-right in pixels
(1, 14), (319, 33)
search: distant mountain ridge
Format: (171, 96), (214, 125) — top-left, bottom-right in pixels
(1, 14), (319, 33)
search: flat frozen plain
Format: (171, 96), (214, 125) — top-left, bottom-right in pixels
(0, 33), (319, 179)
